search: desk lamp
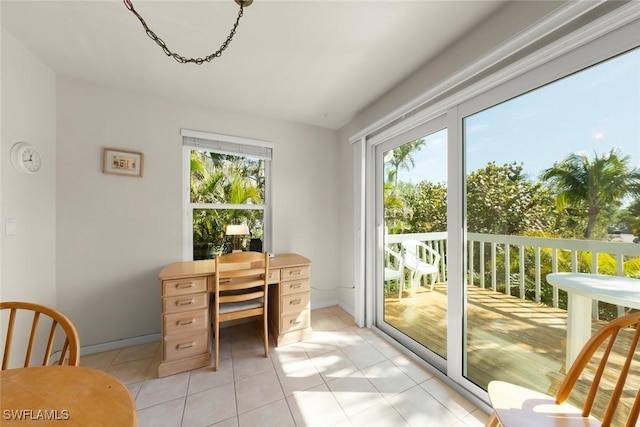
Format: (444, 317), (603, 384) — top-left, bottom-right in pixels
(226, 224), (249, 252)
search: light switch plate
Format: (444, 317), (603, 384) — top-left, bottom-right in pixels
(5, 219), (16, 236)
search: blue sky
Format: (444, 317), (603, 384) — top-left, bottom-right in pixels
(397, 47), (640, 185)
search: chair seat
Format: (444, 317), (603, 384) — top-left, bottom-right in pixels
(384, 267), (403, 281)
(218, 297), (264, 314)
(488, 381), (602, 427)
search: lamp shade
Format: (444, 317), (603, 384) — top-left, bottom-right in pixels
(226, 224), (249, 236)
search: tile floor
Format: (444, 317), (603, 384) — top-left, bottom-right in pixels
(80, 306), (490, 427)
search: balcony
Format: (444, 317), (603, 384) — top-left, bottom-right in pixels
(383, 232), (640, 424)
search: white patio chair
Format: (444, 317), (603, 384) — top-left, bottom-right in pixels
(384, 246), (405, 298)
(401, 239), (440, 296)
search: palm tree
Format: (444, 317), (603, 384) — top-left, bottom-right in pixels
(385, 139), (425, 188)
(541, 148), (640, 238)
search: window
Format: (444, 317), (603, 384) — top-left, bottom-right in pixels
(182, 130), (272, 260)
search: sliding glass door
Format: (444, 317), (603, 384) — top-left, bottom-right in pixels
(375, 118), (449, 369)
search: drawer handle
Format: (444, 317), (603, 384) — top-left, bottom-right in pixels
(289, 320), (301, 326)
(176, 299), (194, 306)
(177, 342), (195, 350)
(290, 299), (302, 305)
(218, 278), (232, 284)
(289, 269), (302, 277)
(290, 283), (302, 289)
(177, 318), (195, 326)
(176, 282), (194, 289)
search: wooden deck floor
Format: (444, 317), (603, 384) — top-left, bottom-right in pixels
(383, 284), (639, 426)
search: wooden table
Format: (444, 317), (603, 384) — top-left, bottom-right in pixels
(0, 366), (138, 426)
(547, 272), (640, 369)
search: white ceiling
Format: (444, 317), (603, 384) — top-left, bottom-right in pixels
(1, 0), (507, 129)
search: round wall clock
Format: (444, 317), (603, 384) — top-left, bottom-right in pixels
(10, 142), (42, 175)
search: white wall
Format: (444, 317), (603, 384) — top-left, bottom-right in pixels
(1, 29), (57, 306)
(56, 77), (340, 347)
(1, 30), (57, 367)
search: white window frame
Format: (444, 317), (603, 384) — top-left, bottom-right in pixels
(182, 129), (273, 260)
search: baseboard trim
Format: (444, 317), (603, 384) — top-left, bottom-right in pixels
(80, 333), (161, 357)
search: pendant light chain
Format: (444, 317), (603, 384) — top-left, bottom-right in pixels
(124, 0), (247, 65)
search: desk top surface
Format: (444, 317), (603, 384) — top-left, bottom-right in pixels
(0, 366), (138, 426)
(159, 252), (310, 280)
(547, 272), (640, 308)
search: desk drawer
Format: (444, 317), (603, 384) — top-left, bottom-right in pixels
(280, 309), (310, 334)
(280, 278), (310, 296)
(281, 266), (310, 281)
(164, 330), (209, 361)
(281, 292), (310, 315)
(163, 277), (207, 297)
(163, 293), (208, 314)
(267, 269), (280, 284)
(164, 309), (208, 337)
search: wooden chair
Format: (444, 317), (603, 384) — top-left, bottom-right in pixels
(1, 301), (80, 369)
(486, 311), (640, 427)
(212, 251), (270, 371)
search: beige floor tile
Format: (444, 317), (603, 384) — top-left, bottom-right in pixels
(80, 349), (119, 370)
(188, 359), (234, 395)
(310, 349), (359, 382)
(326, 374), (385, 416)
(135, 372), (190, 410)
(419, 377), (477, 419)
(347, 399), (409, 427)
(368, 336), (404, 359)
(107, 357), (155, 384)
(113, 341), (161, 364)
(360, 360), (416, 396)
(234, 369), (284, 414)
(232, 352), (275, 381)
(287, 383), (348, 427)
(210, 417), (239, 427)
(327, 326), (367, 348)
(270, 342), (309, 367)
(458, 409), (491, 427)
(137, 397), (185, 427)
(341, 342), (386, 370)
(390, 354), (434, 384)
(237, 399), (296, 427)
(275, 358), (324, 397)
(311, 315), (349, 332)
(85, 305), (484, 427)
(182, 382), (237, 427)
(387, 385), (460, 427)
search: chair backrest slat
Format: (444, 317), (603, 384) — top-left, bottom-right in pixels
(25, 311), (41, 367)
(0, 301), (80, 370)
(603, 325), (640, 425)
(557, 311), (640, 426)
(2, 308), (17, 370)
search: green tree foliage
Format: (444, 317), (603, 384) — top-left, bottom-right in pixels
(190, 151), (265, 259)
(466, 162), (553, 235)
(403, 181), (447, 233)
(541, 148), (640, 238)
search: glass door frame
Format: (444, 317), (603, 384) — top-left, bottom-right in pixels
(373, 115), (451, 374)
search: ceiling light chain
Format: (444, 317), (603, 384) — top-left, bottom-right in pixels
(123, 0), (252, 65)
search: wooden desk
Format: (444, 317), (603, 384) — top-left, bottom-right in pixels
(158, 253), (312, 377)
(547, 272), (640, 368)
(0, 366), (138, 426)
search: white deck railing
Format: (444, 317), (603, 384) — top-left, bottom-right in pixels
(385, 232), (640, 319)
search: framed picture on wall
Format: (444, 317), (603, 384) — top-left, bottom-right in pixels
(103, 148), (144, 177)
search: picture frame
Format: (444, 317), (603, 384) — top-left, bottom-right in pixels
(103, 147), (144, 177)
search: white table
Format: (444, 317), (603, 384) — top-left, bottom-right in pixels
(546, 272), (640, 369)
